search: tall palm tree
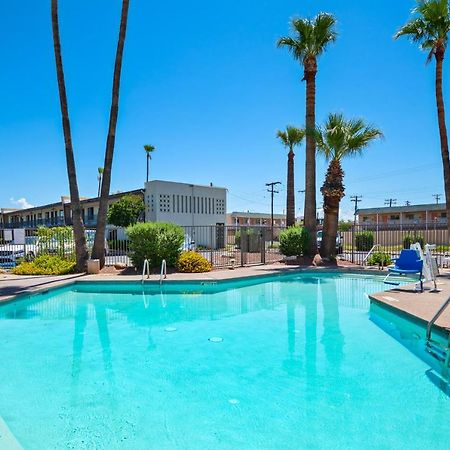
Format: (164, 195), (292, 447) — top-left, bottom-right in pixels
(51, 0), (88, 272)
(92, 0), (130, 266)
(278, 13), (337, 255)
(144, 144), (155, 183)
(97, 167), (104, 197)
(276, 126), (305, 226)
(395, 0), (450, 242)
(316, 113), (382, 258)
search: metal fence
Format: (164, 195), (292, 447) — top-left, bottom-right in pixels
(340, 223), (449, 267)
(0, 225), (286, 270)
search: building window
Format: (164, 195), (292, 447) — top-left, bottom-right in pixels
(87, 207), (94, 221)
(441, 212), (447, 218)
(390, 215), (399, 220)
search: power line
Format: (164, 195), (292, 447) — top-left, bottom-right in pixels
(384, 198), (397, 207)
(266, 181), (281, 246)
(433, 193), (442, 204)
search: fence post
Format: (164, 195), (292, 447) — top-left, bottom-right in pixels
(241, 226), (245, 267)
(210, 226), (214, 264)
(351, 225), (355, 264)
(261, 228), (266, 265)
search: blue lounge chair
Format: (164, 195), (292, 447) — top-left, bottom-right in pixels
(384, 249), (424, 291)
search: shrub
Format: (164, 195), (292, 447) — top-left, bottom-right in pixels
(279, 226), (310, 257)
(12, 255), (76, 275)
(403, 234), (425, 249)
(366, 252), (391, 267)
(177, 251), (212, 273)
(37, 226), (74, 258)
(127, 222), (184, 270)
(355, 231), (374, 251)
(107, 194), (145, 227)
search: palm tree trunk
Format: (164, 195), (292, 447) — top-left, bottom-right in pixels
(146, 153), (149, 183)
(320, 159), (344, 259)
(321, 196), (340, 259)
(51, 0), (88, 272)
(92, 0), (130, 266)
(303, 58), (318, 255)
(286, 149), (295, 227)
(435, 49), (450, 245)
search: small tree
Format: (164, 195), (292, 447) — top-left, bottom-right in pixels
(107, 195), (144, 228)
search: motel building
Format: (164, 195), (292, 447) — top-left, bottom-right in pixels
(357, 203), (447, 228)
(0, 180), (227, 248)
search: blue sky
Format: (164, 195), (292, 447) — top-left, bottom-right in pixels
(0, 0), (446, 219)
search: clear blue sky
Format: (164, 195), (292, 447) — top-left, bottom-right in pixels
(0, 0), (446, 219)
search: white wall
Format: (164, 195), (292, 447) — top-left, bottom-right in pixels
(145, 180), (226, 226)
(144, 180), (227, 248)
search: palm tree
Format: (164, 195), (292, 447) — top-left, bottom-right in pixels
(51, 0), (88, 272)
(276, 126), (305, 226)
(97, 167), (104, 197)
(395, 0), (450, 242)
(278, 13), (337, 255)
(144, 144), (155, 183)
(92, 0), (130, 266)
(315, 113), (382, 258)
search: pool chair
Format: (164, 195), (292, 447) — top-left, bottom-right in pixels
(383, 249), (424, 291)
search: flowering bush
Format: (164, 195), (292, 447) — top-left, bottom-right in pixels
(176, 251), (212, 273)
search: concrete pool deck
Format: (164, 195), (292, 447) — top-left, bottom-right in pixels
(1, 264), (450, 333)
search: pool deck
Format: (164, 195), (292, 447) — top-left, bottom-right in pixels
(369, 274), (450, 333)
(2, 264), (450, 332)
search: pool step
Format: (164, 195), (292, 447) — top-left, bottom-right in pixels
(425, 339), (449, 364)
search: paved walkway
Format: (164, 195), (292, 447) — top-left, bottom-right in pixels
(369, 273), (450, 332)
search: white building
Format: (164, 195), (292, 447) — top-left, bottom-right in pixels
(144, 180), (227, 248)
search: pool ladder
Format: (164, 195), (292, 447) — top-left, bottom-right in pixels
(425, 295), (450, 366)
(141, 259), (167, 285)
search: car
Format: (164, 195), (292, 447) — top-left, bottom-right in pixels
(317, 230), (343, 254)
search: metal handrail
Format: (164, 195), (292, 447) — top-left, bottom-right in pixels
(142, 259), (150, 283)
(160, 259), (167, 285)
(426, 295), (450, 342)
(362, 244), (381, 266)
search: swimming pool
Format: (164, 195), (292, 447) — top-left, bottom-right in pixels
(0, 272), (449, 449)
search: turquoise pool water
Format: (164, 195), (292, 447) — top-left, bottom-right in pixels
(0, 272), (449, 449)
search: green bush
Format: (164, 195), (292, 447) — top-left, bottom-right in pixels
(403, 234), (425, 249)
(37, 226), (74, 258)
(12, 255), (76, 275)
(107, 194), (145, 227)
(127, 222), (184, 270)
(177, 251), (212, 273)
(355, 231), (374, 251)
(279, 226), (310, 257)
(366, 252), (391, 267)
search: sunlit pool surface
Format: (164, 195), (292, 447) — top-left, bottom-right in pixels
(0, 272), (449, 449)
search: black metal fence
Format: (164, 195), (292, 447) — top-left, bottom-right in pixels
(0, 225), (286, 270)
(340, 223), (449, 267)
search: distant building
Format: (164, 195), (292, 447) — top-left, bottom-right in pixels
(357, 203), (447, 226)
(144, 180), (227, 226)
(0, 190), (143, 229)
(226, 211), (286, 227)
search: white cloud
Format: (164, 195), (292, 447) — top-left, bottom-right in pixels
(10, 197), (34, 209)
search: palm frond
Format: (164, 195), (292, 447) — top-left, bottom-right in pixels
(276, 126), (305, 151)
(395, 0), (450, 58)
(278, 12), (337, 62)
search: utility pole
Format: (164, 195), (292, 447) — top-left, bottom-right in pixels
(266, 181), (281, 246)
(405, 200), (411, 206)
(384, 198), (397, 207)
(350, 195), (362, 225)
(433, 193), (441, 204)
